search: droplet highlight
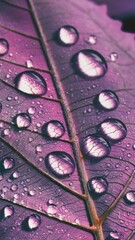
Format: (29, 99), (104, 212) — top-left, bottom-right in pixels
(1, 157), (15, 172)
(124, 191), (135, 205)
(106, 231), (120, 240)
(14, 71), (47, 96)
(22, 214), (41, 231)
(82, 135), (110, 161)
(2, 205), (14, 219)
(57, 25), (79, 46)
(109, 52), (118, 62)
(42, 120), (65, 139)
(88, 176), (108, 196)
(0, 39), (9, 56)
(87, 35), (97, 45)
(97, 118), (127, 143)
(45, 151), (75, 178)
(72, 49), (107, 79)
(94, 90), (119, 111)
(13, 113), (31, 129)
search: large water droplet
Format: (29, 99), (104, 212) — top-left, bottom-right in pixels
(13, 113), (31, 129)
(0, 39), (9, 56)
(22, 214), (41, 231)
(42, 120), (65, 139)
(106, 231), (120, 240)
(14, 71), (47, 96)
(57, 25), (79, 46)
(1, 157), (15, 172)
(45, 151), (75, 178)
(94, 90), (119, 111)
(72, 49), (107, 79)
(124, 191), (135, 204)
(82, 135), (110, 161)
(1, 205), (14, 219)
(88, 176), (108, 196)
(97, 118), (127, 143)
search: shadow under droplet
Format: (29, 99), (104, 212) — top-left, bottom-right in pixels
(90, 0), (135, 33)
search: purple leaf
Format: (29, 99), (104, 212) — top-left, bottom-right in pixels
(0, 0), (135, 239)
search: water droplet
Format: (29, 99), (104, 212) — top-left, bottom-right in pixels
(23, 214), (41, 231)
(47, 205), (57, 215)
(42, 120), (65, 139)
(124, 191), (135, 204)
(57, 25), (79, 46)
(13, 113), (31, 129)
(45, 151), (75, 178)
(10, 184), (18, 192)
(3, 128), (11, 136)
(28, 190), (36, 196)
(11, 171), (20, 179)
(14, 71), (47, 96)
(25, 59), (33, 68)
(82, 135), (110, 161)
(1, 157), (15, 171)
(2, 205), (14, 219)
(0, 39), (9, 56)
(87, 35), (97, 45)
(106, 231), (120, 240)
(132, 144), (135, 150)
(35, 144), (43, 154)
(94, 90), (119, 111)
(28, 106), (36, 115)
(109, 52), (118, 62)
(88, 176), (108, 196)
(97, 118), (127, 143)
(72, 49), (107, 79)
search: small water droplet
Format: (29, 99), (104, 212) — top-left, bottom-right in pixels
(97, 118), (127, 143)
(7, 96), (12, 101)
(3, 128), (11, 136)
(82, 135), (110, 161)
(11, 171), (20, 179)
(10, 184), (18, 192)
(72, 49), (107, 79)
(47, 205), (57, 215)
(13, 113), (31, 129)
(87, 35), (97, 45)
(35, 144), (43, 154)
(88, 176), (108, 196)
(0, 39), (9, 56)
(45, 151), (75, 178)
(28, 190), (36, 196)
(25, 59), (33, 68)
(94, 90), (119, 111)
(14, 193), (20, 200)
(22, 214), (41, 231)
(109, 52), (118, 62)
(132, 144), (135, 150)
(57, 25), (79, 46)
(106, 231), (120, 240)
(124, 191), (135, 204)
(42, 120), (65, 139)
(1, 157), (15, 171)
(2, 205), (14, 219)
(28, 106), (36, 115)
(14, 71), (47, 96)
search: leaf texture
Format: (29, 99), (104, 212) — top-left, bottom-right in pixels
(0, 0), (135, 240)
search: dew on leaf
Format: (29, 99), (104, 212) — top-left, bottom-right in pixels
(3, 128), (11, 136)
(94, 90), (119, 111)
(1, 205), (14, 219)
(72, 49), (107, 79)
(28, 106), (36, 115)
(87, 35), (97, 45)
(97, 118), (127, 143)
(106, 231), (120, 240)
(11, 171), (20, 179)
(14, 71), (47, 96)
(57, 25), (79, 46)
(88, 176), (108, 196)
(28, 190), (36, 196)
(35, 144), (43, 154)
(22, 214), (41, 231)
(10, 184), (18, 192)
(0, 39), (9, 56)
(1, 157), (15, 172)
(45, 151), (75, 178)
(25, 59), (33, 68)
(47, 205), (57, 215)
(109, 52), (118, 62)
(82, 135), (110, 161)
(42, 120), (65, 139)
(13, 113), (31, 129)
(124, 191), (135, 204)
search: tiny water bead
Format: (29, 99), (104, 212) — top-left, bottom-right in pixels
(1, 205), (14, 219)
(57, 25), (79, 46)
(23, 214), (41, 231)
(106, 231), (120, 240)
(88, 177), (108, 196)
(124, 191), (135, 204)
(13, 113), (31, 129)
(87, 35), (97, 45)
(97, 118), (127, 143)
(72, 49), (107, 79)
(82, 135), (110, 161)
(14, 71), (47, 96)
(41, 120), (65, 139)
(1, 157), (15, 172)
(45, 151), (75, 178)
(94, 90), (119, 111)
(0, 39), (9, 56)
(109, 52), (118, 62)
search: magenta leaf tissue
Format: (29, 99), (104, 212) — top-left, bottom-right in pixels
(0, 0), (135, 239)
